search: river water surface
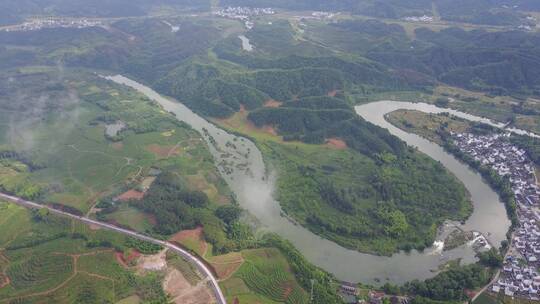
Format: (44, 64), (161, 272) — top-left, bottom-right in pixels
(106, 75), (513, 285)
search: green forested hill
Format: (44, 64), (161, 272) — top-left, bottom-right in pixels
(0, 0), (534, 260)
(1, 3), (533, 302)
(0, 14), (497, 255)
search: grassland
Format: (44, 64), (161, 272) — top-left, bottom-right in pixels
(104, 204), (155, 233)
(220, 248), (309, 304)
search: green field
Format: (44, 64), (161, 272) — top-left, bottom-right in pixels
(104, 204), (155, 233)
(220, 248), (309, 304)
(386, 110), (474, 145)
(0, 69), (231, 215)
(0, 201), (168, 303)
(473, 292), (540, 304)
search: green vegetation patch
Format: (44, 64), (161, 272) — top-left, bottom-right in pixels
(259, 138), (471, 255)
(222, 248), (309, 304)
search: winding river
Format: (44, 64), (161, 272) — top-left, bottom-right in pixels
(106, 75), (516, 285)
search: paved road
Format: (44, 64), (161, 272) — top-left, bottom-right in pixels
(0, 192), (227, 304)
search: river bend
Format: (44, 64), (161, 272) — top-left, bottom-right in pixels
(106, 76), (512, 285)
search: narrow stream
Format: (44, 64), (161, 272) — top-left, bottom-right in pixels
(106, 75), (513, 285)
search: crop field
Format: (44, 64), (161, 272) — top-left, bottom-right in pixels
(0, 202), (173, 303)
(0, 202), (32, 246)
(104, 204), (154, 233)
(0, 69), (231, 214)
(386, 110), (472, 145)
(209, 252), (244, 280)
(430, 85), (540, 134)
(220, 248), (309, 304)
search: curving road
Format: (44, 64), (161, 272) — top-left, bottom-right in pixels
(0, 192), (227, 304)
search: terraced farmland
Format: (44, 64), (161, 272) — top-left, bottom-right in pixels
(0, 203), (167, 303)
(221, 248), (309, 304)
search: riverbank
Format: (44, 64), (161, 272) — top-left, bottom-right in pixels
(104, 75), (510, 285)
(211, 97), (474, 257)
(385, 108), (540, 301)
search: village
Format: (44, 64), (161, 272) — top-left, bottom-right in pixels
(1, 17), (103, 32)
(338, 131), (540, 303)
(451, 132), (540, 300)
(213, 6), (275, 29)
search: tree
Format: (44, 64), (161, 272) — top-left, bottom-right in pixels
(435, 97), (450, 107)
(477, 248), (503, 267)
(215, 205), (242, 225)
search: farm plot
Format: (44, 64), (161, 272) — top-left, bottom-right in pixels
(0, 203), (174, 303)
(221, 248), (309, 304)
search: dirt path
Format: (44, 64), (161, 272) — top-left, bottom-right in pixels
(167, 141), (183, 158)
(470, 269), (500, 303)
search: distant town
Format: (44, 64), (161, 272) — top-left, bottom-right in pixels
(213, 6), (275, 29)
(402, 15), (434, 23)
(452, 132), (540, 300)
(1, 17), (103, 32)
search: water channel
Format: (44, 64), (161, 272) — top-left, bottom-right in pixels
(106, 75), (515, 285)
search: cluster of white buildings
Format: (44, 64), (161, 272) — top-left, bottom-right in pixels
(311, 11), (337, 19)
(213, 7), (275, 29)
(518, 24), (534, 31)
(2, 18), (102, 32)
(452, 132), (540, 300)
(402, 15), (434, 23)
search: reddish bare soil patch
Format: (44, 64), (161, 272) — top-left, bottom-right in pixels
(328, 90), (338, 97)
(89, 224), (101, 231)
(116, 189), (144, 202)
(263, 99), (283, 108)
(216, 195), (230, 205)
(169, 227), (208, 256)
(146, 144), (180, 159)
(282, 285), (293, 299)
(111, 142), (124, 150)
(260, 125), (278, 136)
(148, 214), (158, 226)
(213, 261), (243, 280)
(326, 138), (348, 150)
(0, 274), (10, 289)
(116, 250), (141, 268)
(209, 252), (244, 280)
(464, 289), (476, 299)
(213, 105), (281, 140)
